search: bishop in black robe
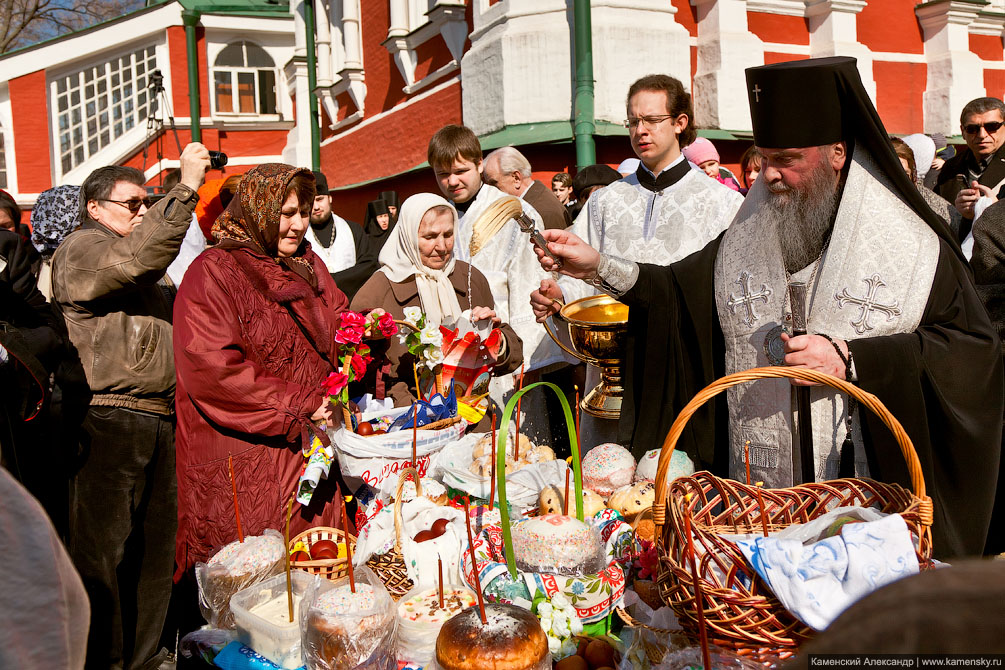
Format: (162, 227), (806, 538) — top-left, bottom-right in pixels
(536, 57), (1003, 560)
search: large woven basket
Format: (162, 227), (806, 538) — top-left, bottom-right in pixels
(363, 466), (424, 599)
(651, 366), (934, 662)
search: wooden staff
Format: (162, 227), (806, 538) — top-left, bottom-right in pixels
(228, 454), (244, 543)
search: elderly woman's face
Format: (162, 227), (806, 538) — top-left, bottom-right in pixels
(418, 209), (454, 270)
(277, 191), (310, 258)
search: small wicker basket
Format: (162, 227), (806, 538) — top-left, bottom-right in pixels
(288, 526), (357, 581)
(652, 366), (934, 662)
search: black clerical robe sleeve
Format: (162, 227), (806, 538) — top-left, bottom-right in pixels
(616, 235), (728, 470)
(848, 239), (1003, 559)
(331, 221), (379, 302)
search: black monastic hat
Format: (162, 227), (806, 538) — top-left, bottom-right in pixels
(312, 170), (329, 194)
(745, 56), (963, 259)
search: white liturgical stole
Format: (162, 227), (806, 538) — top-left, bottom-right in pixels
(305, 215), (356, 274)
(714, 148), (940, 487)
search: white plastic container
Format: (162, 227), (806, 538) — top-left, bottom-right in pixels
(231, 570), (315, 669)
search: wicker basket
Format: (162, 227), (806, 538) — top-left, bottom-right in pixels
(651, 366), (934, 662)
(363, 466), (422, 599)
(288, 526), (357, 581)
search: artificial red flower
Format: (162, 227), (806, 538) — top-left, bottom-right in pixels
(335, 325), (364, 345)
(350, 353), (368, 378)
(339, 311), (365, 330)
(322, 371), (348, 397)
(378, 311), (397, 338)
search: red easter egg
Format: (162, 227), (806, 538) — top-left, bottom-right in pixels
(310, 539), (340, 560)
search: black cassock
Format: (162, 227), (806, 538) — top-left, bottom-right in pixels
(617, 233), (1003, 559)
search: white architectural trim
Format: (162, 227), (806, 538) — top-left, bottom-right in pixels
(0, 3), (179, 80)
(870, 51), (928, 63)
(319, 75), (459, 148)
(745, 0), (808, 17)
(0, 84), (19, 198)
(917, 0), (986, 134)
(402, 60), (460, 95)
(315, 0), (367, 129)
(761, 42), (811, 54)
(806, 0), (875, 101)
(970, 10), (1005, 35)
(383, 0), (467, 91)
(693, 0), (764, 131)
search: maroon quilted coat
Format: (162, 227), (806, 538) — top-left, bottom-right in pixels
(172, 164), (349, 580)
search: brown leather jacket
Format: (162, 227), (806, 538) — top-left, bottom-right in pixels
(52, 184), (199, 415)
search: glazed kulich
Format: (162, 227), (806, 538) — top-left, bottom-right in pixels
(434, 602), (549, 670)
(582, 443), (636, 497)
(512, 514), (605, 577)
(305, 583), (395, 670)
(202, 533), (285, 629)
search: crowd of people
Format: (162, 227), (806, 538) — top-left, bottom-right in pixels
(1, 55), (1004, 668)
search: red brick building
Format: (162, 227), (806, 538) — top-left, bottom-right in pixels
(3, 0), (1005, 224)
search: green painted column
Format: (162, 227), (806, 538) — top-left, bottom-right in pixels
(303, 0), (321, 171)
(573, 0), (596, 170)
(182, 10), (202, 143)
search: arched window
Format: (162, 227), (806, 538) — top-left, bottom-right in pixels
(213, 41), (277, 115)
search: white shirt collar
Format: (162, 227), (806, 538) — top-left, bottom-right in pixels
(641, 153), (686, 179)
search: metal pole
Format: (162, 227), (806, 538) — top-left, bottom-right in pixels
(303, 0), (321, 171)
(572, 0), (596, 170)
(182, 10), (202, 143)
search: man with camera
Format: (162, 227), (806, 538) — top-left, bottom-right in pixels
(52, 142), (210, 670)
(935, 97), (1005, 248)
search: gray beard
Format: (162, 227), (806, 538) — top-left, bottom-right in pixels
(764, 166), (841, 274)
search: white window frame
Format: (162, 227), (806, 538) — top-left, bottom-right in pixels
(49, 44), (159, 180)
(210, 40), (281, 120)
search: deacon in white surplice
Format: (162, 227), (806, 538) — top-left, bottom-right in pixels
(532, 57), (1003, 560)
(532, 74), (743, 451)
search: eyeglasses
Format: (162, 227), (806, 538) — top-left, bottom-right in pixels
(623, 115), (674, 130)
(100, 197), (152, 214)
(963, 121), (1004, 135)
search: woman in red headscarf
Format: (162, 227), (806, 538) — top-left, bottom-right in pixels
(172, 163), (348, 579)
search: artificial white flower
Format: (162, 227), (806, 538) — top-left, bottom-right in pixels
(397, 332), (409, 346)
(423, 346), (444, 370)
(561, 606), (577, 620)
(570, 616), (584, 635)
(403, 306), (422, 325)
(419, 323), (441, 344)
(553, 618), (571, 638)
(558, 638), (578, 660)
(551, 593), (571, 609)
(539, 615), (552, 633)
(547, 634), (561, 655)
(537, 603), (553, 618)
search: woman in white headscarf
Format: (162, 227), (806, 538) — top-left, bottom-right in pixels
(351, 193), (523, 404)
